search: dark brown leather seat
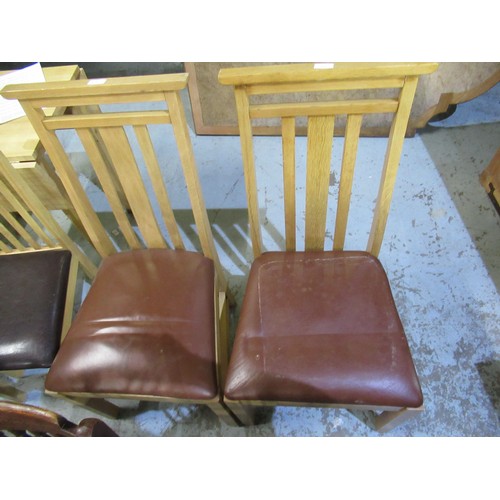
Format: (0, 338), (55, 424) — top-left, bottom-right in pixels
(45, 248), (218, 400)
(0, 250), (72, 370)
(225, 251), (423, 408)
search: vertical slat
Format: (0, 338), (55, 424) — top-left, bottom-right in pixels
(134, 125), (185, 250)
(0, 203), (41, 249)
(71, 70), (131, 211)
(305, 115), (335, 251)
(98, 126), (167, 249)
(0, 221), (25, 250)
(282, 117), (296, 251)
(77, 128), (141, 250)
(0, 234), (10, 252)
(367, 76), (419, 257)
(60, 254), (79, 342)
(0, 177), (54, 246)
(17, 101), (116, 258)
(333, 114), (363, 250)
(165, 90), (227, 292)
(234, 87), (263, 258)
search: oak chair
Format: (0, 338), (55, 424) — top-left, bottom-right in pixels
(1, 74), (237, 424)
(219, 62), (438, 432)
(0, 151), (97, 399)
(0, 400), (118, 436)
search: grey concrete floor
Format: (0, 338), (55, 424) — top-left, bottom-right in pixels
(1, 73), (499, 438)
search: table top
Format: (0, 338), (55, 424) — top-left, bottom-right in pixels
(0, 65), (80, 163)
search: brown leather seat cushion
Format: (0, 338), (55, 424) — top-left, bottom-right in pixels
(0, 250), (72, 370)
(45, 249), (218, 400)
(225, 251), (423, 408)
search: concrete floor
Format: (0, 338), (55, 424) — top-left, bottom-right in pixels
(1, 69), (499, 437)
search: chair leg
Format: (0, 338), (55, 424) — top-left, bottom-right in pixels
(0, 371), (27, 401)
(60, 255), (79, 342)
(371, 406), (424, 432)
(226, 288), (237, 308)
(224, 400), (257, 426)
(206, 400), (240, 426)
(48, 392), (122, 419)
(0, 384), (24, 400)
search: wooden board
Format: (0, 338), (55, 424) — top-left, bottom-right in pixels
(186, 62), (500, 137)
(0, 65), (81, 162)
(0, 65), (82, 212)
(480, 147), (500, 213)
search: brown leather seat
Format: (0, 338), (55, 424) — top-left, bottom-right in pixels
(45, 249), (218, 400)
(225, 251), (423, 408)
(0, 250), (72, 370)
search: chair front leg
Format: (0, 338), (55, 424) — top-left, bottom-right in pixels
(0, 383), (24, 400)
(371, 406), (424, 432)
(223, 400), (258, 426)
(206, 400), (240, 426)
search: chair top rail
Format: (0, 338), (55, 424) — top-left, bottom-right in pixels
(218, 62), (439, 86)
(1, 73), (189, 101)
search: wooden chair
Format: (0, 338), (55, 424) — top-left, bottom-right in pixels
(219, 62), (438, 432)
(0, 400), (118, 436)
(1, 74), (237, 424)
(0, 151), (97, 399)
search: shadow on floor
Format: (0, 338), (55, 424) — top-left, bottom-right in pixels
(476, 359), (500, 420)
(419, 122), (500, 294)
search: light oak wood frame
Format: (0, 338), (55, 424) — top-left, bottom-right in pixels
(0, 151), (97, 399)
(219, 62), (438, 432)
(1, 74), (237, 425)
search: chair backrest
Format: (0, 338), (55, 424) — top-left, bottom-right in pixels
(0, 151), (97, 278)
(1, 74), (226, 290)
(219, 62), (438, 258)
(0, 400), (118, 436)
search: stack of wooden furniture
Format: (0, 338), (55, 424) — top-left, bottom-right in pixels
(0, 150), (95, 399)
